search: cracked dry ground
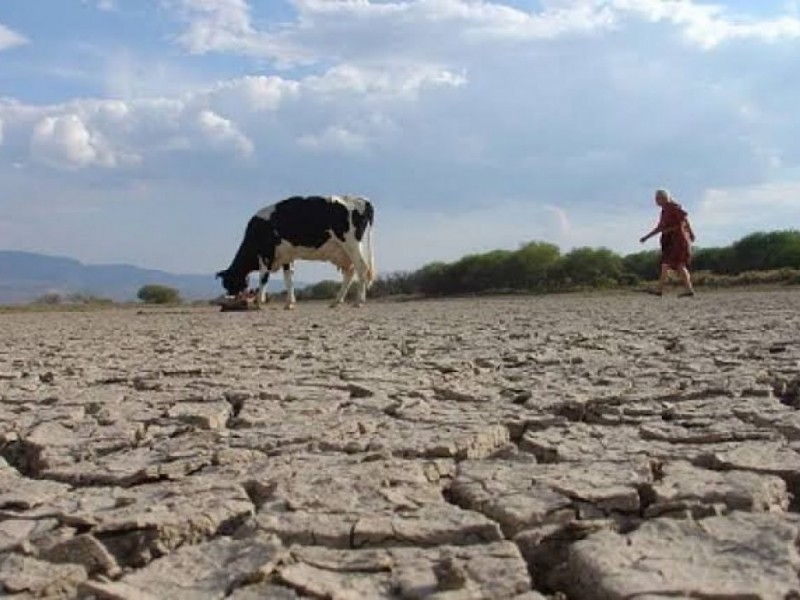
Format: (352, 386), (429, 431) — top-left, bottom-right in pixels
(1, 290), (800, 600)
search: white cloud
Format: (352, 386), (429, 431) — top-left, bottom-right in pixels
(82, 0), (116, 10)
(372, 198), (649, 272)
(690, 180), (800, 247)
(697, 181), (800, 221)
(292, 0), (616, 42)
(207, 76), (300, 112)
(0, 55), (465, 171)
(544, 204), (571, 235)
(167, 0), (311, 64)
(0, 22), (28, 51)
(305, 63), (466, 101)
(0, 117), (4, 146)
(164, 0), (800, 69)
(196, 109), (254, 156)
(172, 0), (253, 52)
(30, 114), (128, 170)
(164, 0), (617, 66)
(610, 0), (800, 48)
(297, 126), (368, 154)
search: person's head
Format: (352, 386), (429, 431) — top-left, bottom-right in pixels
(654, 189), (671, 207)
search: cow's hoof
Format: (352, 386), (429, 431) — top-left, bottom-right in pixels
(284, 304), (296, 311)
(329, 302), (342, 309)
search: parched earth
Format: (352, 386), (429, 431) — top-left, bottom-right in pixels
(1, 289), (799, 599)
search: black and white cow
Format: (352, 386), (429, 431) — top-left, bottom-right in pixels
(216, 195), (375, 308)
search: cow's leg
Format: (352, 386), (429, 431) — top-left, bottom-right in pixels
(282, 264), (296, 310)
(256, 272), (270, 307)
(340, 239), (371, 306)
(330, 267), (355, 308)
(257, 255), (274, 307)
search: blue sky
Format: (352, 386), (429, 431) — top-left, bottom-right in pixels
(1, 0), (799, 281)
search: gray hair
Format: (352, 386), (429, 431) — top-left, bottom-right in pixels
(655, 189), (671, 202)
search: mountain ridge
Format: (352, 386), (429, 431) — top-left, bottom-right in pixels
(0, 250), (291, 304)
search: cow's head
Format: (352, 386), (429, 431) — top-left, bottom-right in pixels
(216, 269), (248, 296)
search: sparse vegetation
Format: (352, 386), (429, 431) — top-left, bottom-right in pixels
(30, 292), (114, 307)
(137, 284), (182, 304)
(296, 280), (341, 300)
(33, 293), (63, 305)
(64, 292), (114, 305)
(352, 229), (800, 299)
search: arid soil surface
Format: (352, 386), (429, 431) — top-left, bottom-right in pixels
(1, 289), (800, 599)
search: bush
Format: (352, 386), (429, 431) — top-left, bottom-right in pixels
(556, 247), (624, 288)
(729, 231), (800, 273)
(369, 271), (420, 297)
(506, 241), (561, 290)
(137, 284), (182, 304)
(344, 229), (800, 299)
(691, 268), (800, 288)
(66, 292), (114, 305)
(33, 293), (62, 305)
(623, 250), (659, 281)
(297, 280), (340, 300)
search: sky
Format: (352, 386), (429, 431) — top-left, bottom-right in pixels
(1, 0), (799, 283)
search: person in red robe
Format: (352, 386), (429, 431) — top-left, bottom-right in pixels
(640, 189), (696, 296)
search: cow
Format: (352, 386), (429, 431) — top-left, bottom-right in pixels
(216, 195), (375, 309)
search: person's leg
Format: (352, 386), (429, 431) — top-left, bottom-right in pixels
(678, 266), (694, 296)
(658, 264), (670, 294)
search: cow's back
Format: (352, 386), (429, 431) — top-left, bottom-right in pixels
(265, 196), (350, 247)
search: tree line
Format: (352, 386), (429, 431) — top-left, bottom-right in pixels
(30, 230), (799, 306)
(300, 230), (800, 299)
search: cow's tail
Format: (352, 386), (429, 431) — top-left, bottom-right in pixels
(365, 202), (376, 286)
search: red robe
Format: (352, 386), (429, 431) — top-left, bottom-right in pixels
(658, 202), (692, 269)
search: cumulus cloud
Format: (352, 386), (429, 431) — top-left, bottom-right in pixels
(163, 0), (800, 69)
(297, 126), (368, 154)
(290, 0), (616, 43)
(164, 0), (617, 67)
(611, 0), (800, 48)
(167, 0), (311, 65)
(30, 114), (125, 170)
(206, 76), (300, 112)
(305, 63), (466, 101)
(171, 0), (254, 52)
(0, 22), (28, 51)
(0, 51), (466, 170)
(196, 109), (254, 156)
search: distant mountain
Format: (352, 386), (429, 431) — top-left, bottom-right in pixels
(0, 251), (293, 304)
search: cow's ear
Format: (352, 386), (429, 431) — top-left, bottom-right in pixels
(215, 270), (225, 279)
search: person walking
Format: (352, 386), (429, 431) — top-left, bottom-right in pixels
(640, 188), (696, 296)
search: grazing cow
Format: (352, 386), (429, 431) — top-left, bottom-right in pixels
(216, 195), (375, 308)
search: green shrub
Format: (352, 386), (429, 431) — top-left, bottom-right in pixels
(33, 293), (62, 305)
(297, 280), (340, 300)
(137, 284), (182, 304)
(66, 292), (114, 305)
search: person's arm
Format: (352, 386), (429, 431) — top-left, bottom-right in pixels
(640, 226), (660, 243)
(640, 219), (671, 243)
(685, 218), (696, 242)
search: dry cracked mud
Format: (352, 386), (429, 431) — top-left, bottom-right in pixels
(1, 289), (799, 599)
